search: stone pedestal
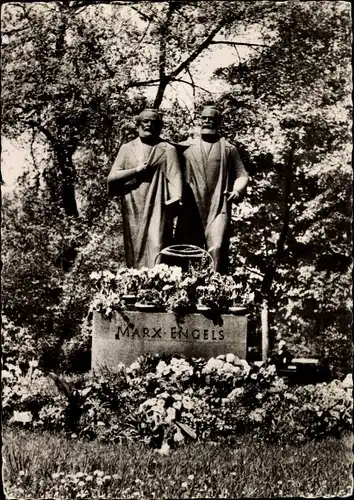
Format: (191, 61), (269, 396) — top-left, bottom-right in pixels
(92, 310), (248, 371)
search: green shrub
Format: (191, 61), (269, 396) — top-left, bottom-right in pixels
(318, 324), (353, 379)
(60, 317), (92, 374)
(1, 315), (64, 373)
(2, 361), (59, 422)
(1, 317), (39, 371)
(2, 354), (352, 451)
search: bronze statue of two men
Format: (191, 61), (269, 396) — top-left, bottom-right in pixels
(107, 105), (248, 274)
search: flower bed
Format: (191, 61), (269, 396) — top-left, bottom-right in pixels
(90, 265), (253, 318)
(2, 354), (352, 452)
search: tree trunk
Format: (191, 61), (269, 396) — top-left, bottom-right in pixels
(261, 298), (269, 361)
(55, 146), (79, 217)
(153, 77), (169, 109)
(27, 121), (79, 218)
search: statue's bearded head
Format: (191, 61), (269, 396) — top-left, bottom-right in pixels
(137, 109), (162, 142)
(201, 106), (221, 138)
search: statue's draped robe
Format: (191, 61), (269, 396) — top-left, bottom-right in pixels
(174, 137), (248, 274)
(108, 138), (182, 269)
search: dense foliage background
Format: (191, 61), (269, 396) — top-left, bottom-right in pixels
(1, 1), (352, 377)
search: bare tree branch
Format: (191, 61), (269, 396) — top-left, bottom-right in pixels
(69, 1), (136, 15)
(233, 44), (242, 63)
(126, 78), (161, 89)
(135, 18), (151, 47)
(1, 25), (30, 36)
(70, 1), (133, 8)
(210, 40), (269, 48)
(172, 78), (213, 95)
(186, 68), (196, 100)
(152, 11), (244, 107)
(29, 126), (39, 171)
(168, 16), (242, 81)
(244, 265), (265, 278)
(122, 75), (212, 100)
(73, 5), (92, 15)
(130, 5), (154, 22)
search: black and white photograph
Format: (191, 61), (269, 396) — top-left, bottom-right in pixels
(1, 1), (352, 498)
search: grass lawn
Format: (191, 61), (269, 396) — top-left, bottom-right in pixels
(2, 428), (352, 499)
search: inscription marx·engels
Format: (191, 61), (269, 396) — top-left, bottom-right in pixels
(115, 325), (225, 341)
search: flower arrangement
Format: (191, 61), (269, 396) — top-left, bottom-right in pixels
(194, 269), (236, 311)
(3, 353), (351, 453)
(90, 264), (251, 318)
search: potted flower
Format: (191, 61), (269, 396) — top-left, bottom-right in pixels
(194, 272), (235, 313)
(228, 282), (249, 314)
(195, 285), (213, 312)
(134, 264), (183, 312)
(121, 268), (148, 305)
(135, 288), (165, 311)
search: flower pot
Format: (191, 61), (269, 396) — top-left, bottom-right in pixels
(134, 302), (162, 312)
(184, 305), (197, 314)
(229, 304), (247, 314)
(122, 294), (138, 304)
(196, 304), (212, 313)
(219, 302), (232, 314)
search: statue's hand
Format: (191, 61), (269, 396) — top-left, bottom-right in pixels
(226, 190), (240, 202)
(136, 162), (148, 173)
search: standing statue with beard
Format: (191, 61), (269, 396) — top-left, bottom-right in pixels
(107, 109), (182, 269)
(174, 105), (249, 274)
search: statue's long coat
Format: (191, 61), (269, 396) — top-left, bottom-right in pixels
(108, 138), (182, 269)
(174, 137), (248, 274)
